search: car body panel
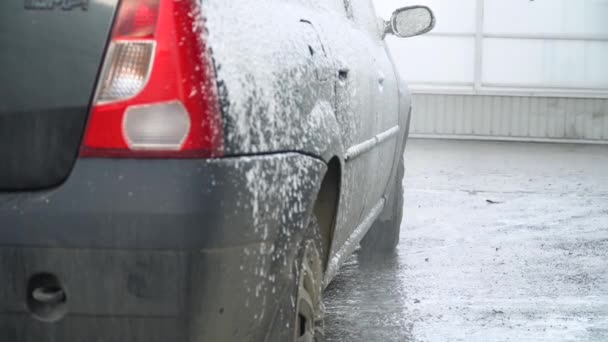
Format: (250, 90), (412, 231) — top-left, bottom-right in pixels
(203, 0), (410, 281)
(0, 155), (325, 250)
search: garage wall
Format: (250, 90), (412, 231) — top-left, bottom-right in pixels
(410, 94), (608, 143)
(373, 0), (608, 143)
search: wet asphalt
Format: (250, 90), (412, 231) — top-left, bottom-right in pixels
(323, 139), (608, 342)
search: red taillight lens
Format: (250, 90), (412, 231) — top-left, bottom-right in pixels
(112, 0), (159, 39)
(81, 0), (222, 158)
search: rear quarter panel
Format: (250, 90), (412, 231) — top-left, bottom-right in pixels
(202, 0), (344, 162)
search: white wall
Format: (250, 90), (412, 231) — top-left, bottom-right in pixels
(410, 94), (608, 143)
(374, 0), (608, 97)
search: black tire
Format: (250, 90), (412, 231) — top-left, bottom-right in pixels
(293, 215), (325, 342)
(360, 158), (404, 253)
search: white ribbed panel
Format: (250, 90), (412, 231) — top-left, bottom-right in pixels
(410, 94), (608, 143)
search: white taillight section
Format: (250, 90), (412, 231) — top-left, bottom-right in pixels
(123, 101), (191, 150)
(96, 41), (155, 103)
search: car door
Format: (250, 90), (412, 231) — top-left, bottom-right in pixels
(360, 0), (401, 208)
(344, 0), (400, 218)
(320, 0), (379, 255)
(303, 0), (401, 276)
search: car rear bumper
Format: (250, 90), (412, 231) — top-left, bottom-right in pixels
(0, 153), (326, 341)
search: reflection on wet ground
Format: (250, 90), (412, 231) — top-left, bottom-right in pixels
(324, 251), (415, 341)
(324, 139), (608, 342)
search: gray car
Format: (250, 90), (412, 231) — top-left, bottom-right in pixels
(0, 0), (433, 340)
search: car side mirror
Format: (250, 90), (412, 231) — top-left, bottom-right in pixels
(384, 6), (435, 38)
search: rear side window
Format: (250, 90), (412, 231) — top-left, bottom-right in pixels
(344, 0), (380, 35)
(293, 0), (347, 16)
(324, 0), (348, 15)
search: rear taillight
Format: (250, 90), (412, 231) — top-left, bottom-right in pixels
(81, 0), (222, 158)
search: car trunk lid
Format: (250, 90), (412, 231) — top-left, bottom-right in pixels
(0, 0), (118, 190)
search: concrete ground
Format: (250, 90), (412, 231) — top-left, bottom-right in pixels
(323, 139), (608, 342)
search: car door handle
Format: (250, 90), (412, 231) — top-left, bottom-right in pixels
(377, 70), (385, 84)
(338, 68), (349, 81)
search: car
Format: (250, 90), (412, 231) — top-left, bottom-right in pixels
(0, 0), (434, 340)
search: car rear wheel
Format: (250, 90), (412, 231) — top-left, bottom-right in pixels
(360, 158), (404, 253)
(293, 216), (325, 342)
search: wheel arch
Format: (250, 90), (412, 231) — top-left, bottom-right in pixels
(313, 156), (341, 273)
